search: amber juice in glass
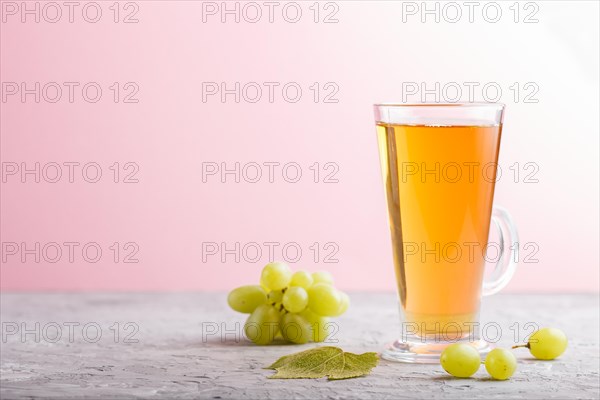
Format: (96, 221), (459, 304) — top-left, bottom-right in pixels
(376, 123), (501, 335)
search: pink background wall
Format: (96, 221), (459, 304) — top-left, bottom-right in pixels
(1, 1), (598, 292)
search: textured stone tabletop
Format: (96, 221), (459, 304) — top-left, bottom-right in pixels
(1, 293), (599, 399)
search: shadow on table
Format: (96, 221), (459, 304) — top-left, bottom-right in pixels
(195, 336), (305, 348)
(429, 375), (520, 382)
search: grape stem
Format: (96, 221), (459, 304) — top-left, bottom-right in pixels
(512, 343), (530, 349)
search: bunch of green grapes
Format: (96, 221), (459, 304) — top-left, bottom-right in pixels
(227, 262), (349, 345)
(440, 327), (568, 380)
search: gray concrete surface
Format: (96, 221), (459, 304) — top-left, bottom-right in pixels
(1, 293), (598, 399)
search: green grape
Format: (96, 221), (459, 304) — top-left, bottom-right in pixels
(307, 283), (341, 316)
(485, 348), (517, 380)
(244, 304), (280, 345)
(260, 262), (292, 291)
(282, 286), (309, 313)
(299, 308), (330, 342)
(440, 343), (481, 378)
(280, 313), (311, 344)
(312, 271), (334, 285)
(267, 289), (284, 305)
(311, 317), (331, 343)
(514, 327), (568, 360)
(529, 328), (568, 360)
(330, 291), (350, 317)
(290, 270), (314, 288)
(227, 285), (267, 313)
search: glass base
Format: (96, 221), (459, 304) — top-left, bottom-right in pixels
(381, 338), (493, 364)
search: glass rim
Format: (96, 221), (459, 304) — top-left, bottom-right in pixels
(373, 102), (505, 109)
(373, 102), (505, 125)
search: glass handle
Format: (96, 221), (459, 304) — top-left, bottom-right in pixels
(482, 206), (519, 296)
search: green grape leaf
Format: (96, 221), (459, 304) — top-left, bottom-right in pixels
(265, 346), (379, 380)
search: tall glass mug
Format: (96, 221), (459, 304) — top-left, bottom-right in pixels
(374, 103), (518, 363)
